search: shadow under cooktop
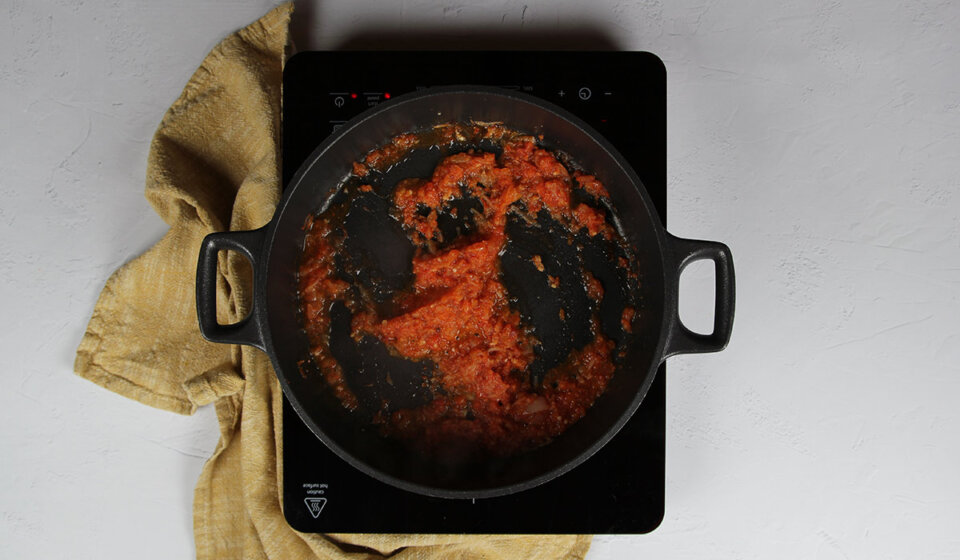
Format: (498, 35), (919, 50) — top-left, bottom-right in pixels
(290, 1), (622, 52)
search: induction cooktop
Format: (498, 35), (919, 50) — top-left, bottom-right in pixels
(281, 51), (665, 534)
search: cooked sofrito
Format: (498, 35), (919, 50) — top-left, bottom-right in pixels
(298, 125), (639, 458)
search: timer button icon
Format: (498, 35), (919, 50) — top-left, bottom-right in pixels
(578, 87), (592, 100)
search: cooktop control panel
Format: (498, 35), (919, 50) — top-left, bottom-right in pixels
(282, 51), (665, 534)
(283, 51), (665, 221)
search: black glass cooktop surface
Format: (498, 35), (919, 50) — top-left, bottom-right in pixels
(281, 51), (665, 534)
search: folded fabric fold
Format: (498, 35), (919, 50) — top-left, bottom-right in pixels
(184, 363), (246, 407)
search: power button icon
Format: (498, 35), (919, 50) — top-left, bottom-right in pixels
(578, 87), (592, 100)
(333, 96), (345, 108)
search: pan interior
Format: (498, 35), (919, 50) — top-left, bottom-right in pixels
(264, 89), (667, 496)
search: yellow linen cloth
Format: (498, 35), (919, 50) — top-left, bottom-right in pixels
(74, 4), (592, 559)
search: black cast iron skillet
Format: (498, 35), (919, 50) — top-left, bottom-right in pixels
(196, 86), (735, 499)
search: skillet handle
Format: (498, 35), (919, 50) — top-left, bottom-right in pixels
(661, 233), (735, 359)
(195, 227), (267, 351)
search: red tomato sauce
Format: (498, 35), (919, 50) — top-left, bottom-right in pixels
(299, 129), (635, 458)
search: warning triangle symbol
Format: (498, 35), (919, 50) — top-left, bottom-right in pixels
(304, 497), (327, 518)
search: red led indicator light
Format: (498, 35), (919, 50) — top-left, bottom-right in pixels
(384, 92), (391, 99)
(350, 93), (358, 99)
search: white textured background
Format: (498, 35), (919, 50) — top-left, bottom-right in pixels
(2, 1), (959, 558)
